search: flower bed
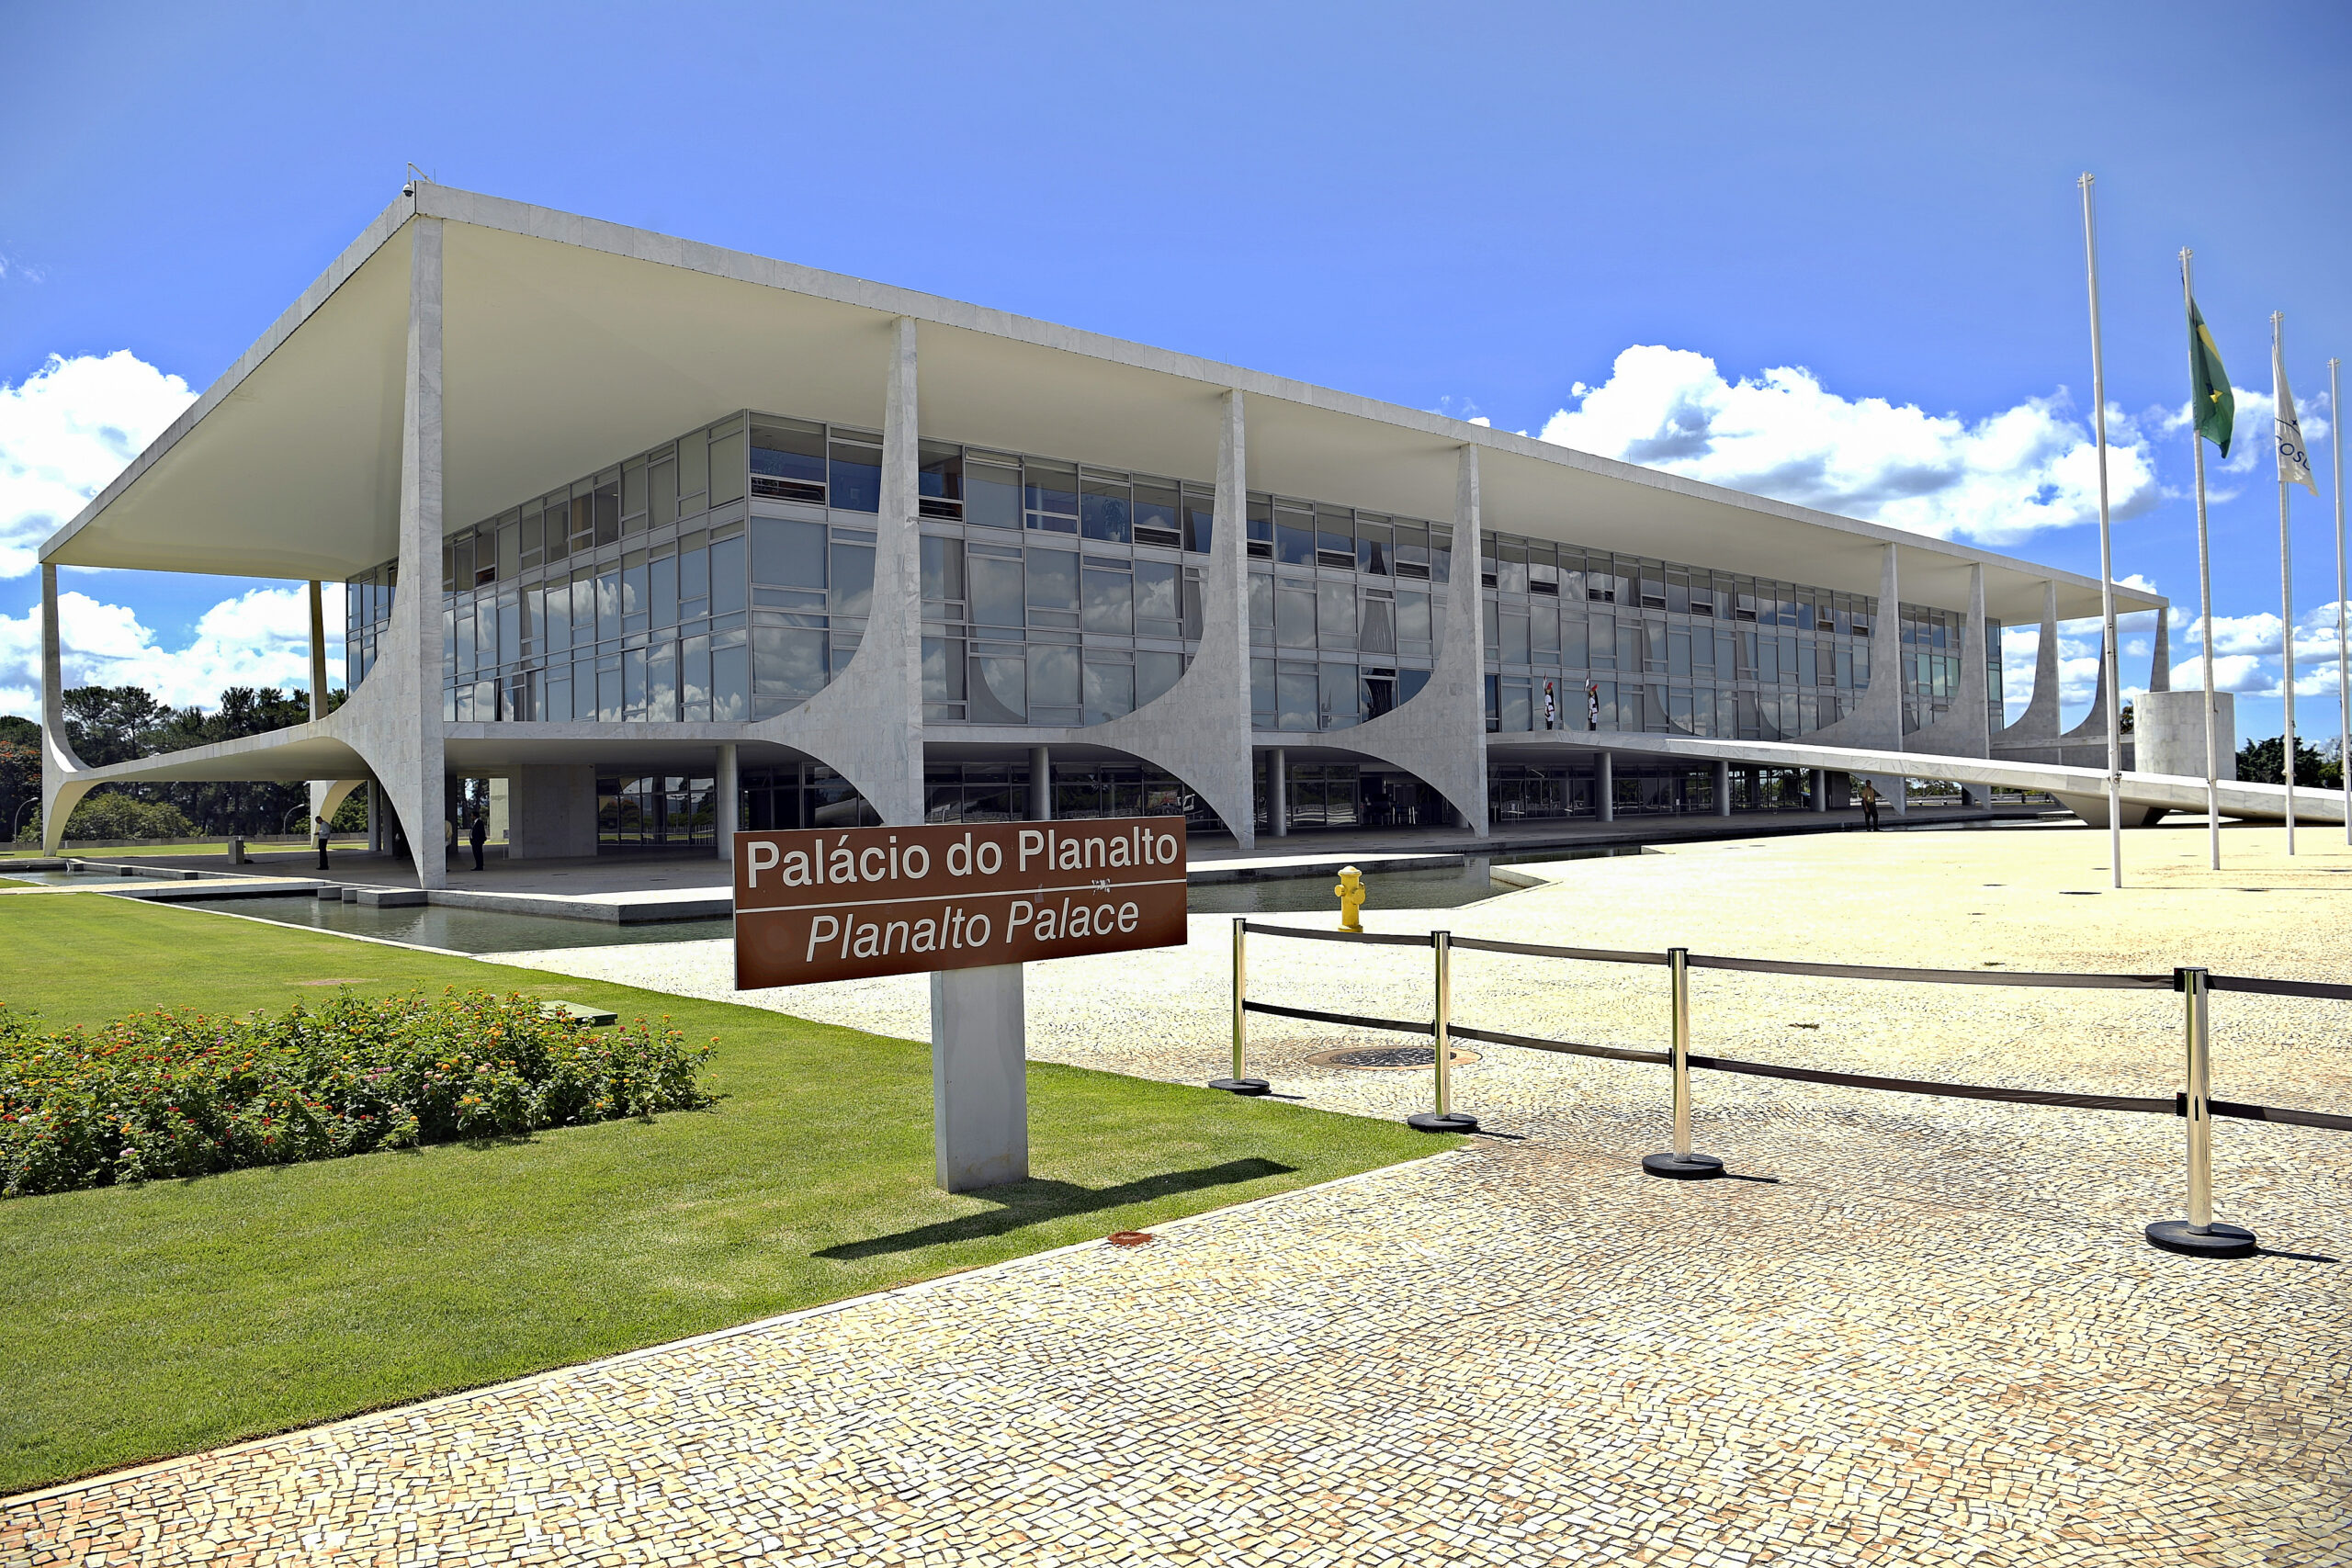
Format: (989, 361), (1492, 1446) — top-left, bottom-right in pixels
(0, 989), (716, 1197)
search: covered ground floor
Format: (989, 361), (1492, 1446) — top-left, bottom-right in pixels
(303, 738), (2041, 870)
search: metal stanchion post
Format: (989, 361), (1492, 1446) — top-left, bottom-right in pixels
(2147, 966), (2255, 1256)
(1409, 931), (1478, 1133)
(1644, 947), (1724, 1178)
(1210, 917), (1270, 1095)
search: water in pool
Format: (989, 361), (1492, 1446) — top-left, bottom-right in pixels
(178, 897), (734, 953)
(172, 843), (1644, 952)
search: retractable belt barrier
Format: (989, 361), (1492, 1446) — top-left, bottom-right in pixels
(1222, 919), (2351, 1257)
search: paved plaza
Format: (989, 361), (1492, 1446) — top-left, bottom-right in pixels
(8, 820), (2349, 1564)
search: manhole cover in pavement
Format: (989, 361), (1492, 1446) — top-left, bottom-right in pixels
(1305, 1044), (1481, 1071)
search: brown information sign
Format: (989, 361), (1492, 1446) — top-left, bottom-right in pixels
(733, 818), (1188, 988)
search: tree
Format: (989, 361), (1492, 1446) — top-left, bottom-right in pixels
(2235, 735), (2340, 789)
(0, 734), (38, 841)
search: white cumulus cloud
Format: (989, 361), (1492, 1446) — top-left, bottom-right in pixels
(0, 582), (344, 720)
(2165, 602), (2347, 700)
(1540, 345), (2160, 546)
(0, 351), (197, 581)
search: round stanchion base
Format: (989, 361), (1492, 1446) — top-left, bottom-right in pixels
(1207, 1077), (1272, 1096)
(2144, 1220), (2257, 1258)
(1642, 1152), (1726, 1180)
(1407, 1111), (1480, 1134)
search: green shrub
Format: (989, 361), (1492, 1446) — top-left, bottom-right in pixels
(0, 989), (716, 1197)
(58, 792), (198, 841)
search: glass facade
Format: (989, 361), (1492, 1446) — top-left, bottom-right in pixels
(331, 400), (2001, 840)
(599, 775), (716, 848)
(913, 444), (1213, 727)
(1476, 529), (1969, 741)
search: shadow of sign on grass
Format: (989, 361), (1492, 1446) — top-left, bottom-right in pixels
(818, 1157), (1298, 1259)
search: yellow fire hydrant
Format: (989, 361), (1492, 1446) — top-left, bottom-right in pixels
(1333, 865), (1366, 932)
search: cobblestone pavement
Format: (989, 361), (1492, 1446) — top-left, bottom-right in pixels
(10, 821), (2348, 1565)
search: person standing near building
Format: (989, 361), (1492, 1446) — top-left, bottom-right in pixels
(1859, 779), (1881, 830)
(469, 810), (488, 872)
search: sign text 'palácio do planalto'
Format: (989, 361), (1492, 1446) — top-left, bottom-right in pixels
(732, 818), (1188, 988)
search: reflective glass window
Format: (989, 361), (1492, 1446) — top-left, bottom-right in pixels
(754, 626), (828, 702)
(1277, 666), (1317, 730)
(1274, 509), (1315, 566)
(1024, 462), (1079, 531)
(1135, 559), (1180, 637)
(919, 441), (964, 518)
(1321, 663), (1361, 729)
(971, 652), (1025, 721)
(971, 556), (1024, 628)
(1025, 548), (1079, 614)
(752, 421), (827, 502)
(1082, 564), (1134, 634)
(1029, 643), (1080, 708)
(709, 536), (746, 615)
(1317, 580), (1357, 650)
(1275, 584), (1316, 649)
(830, 435), (882, 513)
(967, 459), (1021, 529)
(1138, 650), (1183, 706)
(1083, 658), (1136, 723)
(1080, 474), (1132, 543)
(830, 541), (875, 617)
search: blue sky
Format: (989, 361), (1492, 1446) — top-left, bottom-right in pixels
(3, 1), (2348, 740)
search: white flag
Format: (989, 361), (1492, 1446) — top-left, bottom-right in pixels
(2276, 341), (2320, 494)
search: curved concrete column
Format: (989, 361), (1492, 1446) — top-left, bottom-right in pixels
(1336, 443), (1490, 829)
(308, 579), (331, 719)
(2148, 606), (2171, 693)
(339, 214), (453, 886)
(38, 564), (96, 852)
(744, 316), (927, 826)
(1909, 563), (1992, 761)
(1997, 580), (2064, 755)
(1807, 542), (1904, 753)
(309, 778), (366, 827)
(1051, 389), (1256, 845)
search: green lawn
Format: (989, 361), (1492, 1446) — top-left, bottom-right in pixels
(0, 895), (1447, 1495)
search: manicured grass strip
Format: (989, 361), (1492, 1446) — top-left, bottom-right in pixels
(0, 896), (1447, 1495)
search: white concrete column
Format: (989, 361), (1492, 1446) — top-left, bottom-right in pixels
(715, 742), (740, 861)
(1029, 745), (1052, 821)
(1597, 750), (1613, 822)
(1814, 768), (1829, 812)
(2004, 580), (2064, 750)
(1951, 563), (1991, 755)
(38, 562), (95, 852)
(1209, 390), (1257, 846)
(751, 318), (925, 827)
(931, 964), (1029, 1192)
(1269, 748), (1288, 837)
(308, 580), (331, 720)
(367, 780), (381, 852)
(354, 213), (451, 888)
(1713, 759), (1731, 818)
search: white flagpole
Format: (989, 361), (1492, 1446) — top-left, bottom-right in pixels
(2081, 175), (2123, 884)
(2184, 252), (2222, 871)
(2333, 355), (2347, 844)
(2276, 311), (2298, 854)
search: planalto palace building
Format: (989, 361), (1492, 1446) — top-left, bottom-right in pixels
(39, 182), (2174, 886)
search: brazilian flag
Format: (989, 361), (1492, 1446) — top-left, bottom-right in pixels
(2188, 299), (2234, 457)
